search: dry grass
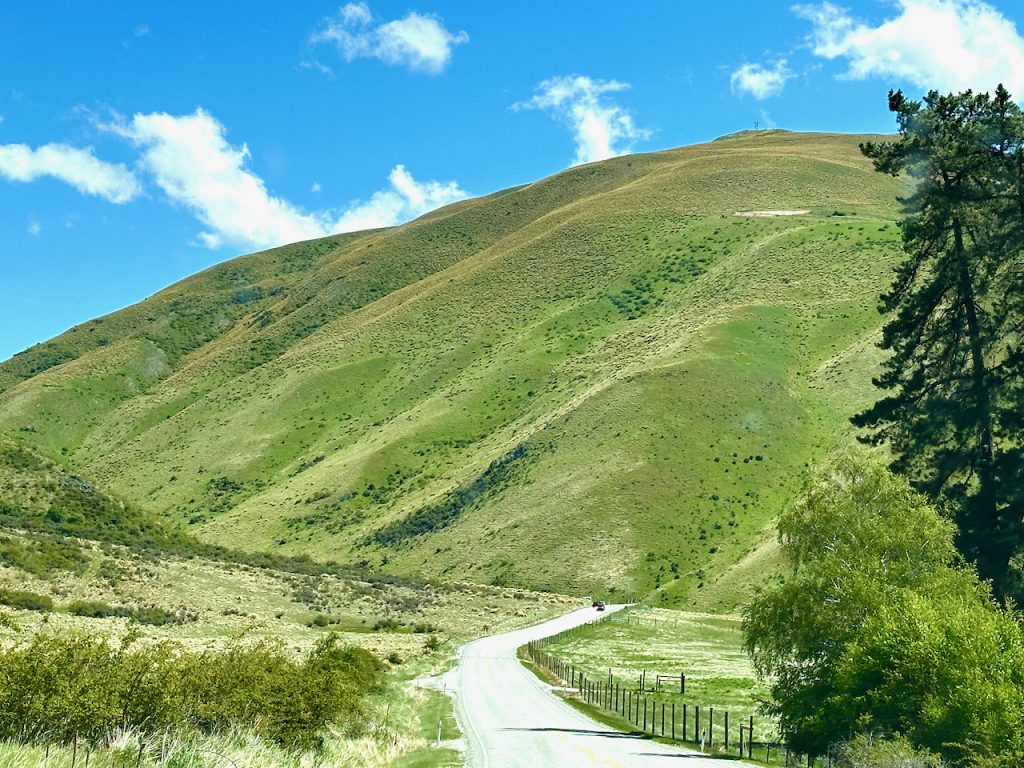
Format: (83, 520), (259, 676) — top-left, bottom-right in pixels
(0, 130), (906, 606)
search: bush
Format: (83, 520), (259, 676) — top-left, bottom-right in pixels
(367, 442), (531, 546)
(745, 451), (1024, 764)
(66, 601), (191, 626)
(373, 617), (401, 632)
(835, 734), (945, 768)
(0, 632), (382, 749)
(0, 533), (88, 578)
(0, 588), (52, 612)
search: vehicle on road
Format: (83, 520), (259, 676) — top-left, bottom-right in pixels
(594, 600), (606, 611)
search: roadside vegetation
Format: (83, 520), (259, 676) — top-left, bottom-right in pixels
(0, 431), (571, 767)
(746, 451), (1024, 766)
(746, 84), (1024, 768)
(543, 606), (766, 724)
(0, 631), (382, 749)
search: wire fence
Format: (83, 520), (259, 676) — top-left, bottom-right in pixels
(524, 615), (838, 767)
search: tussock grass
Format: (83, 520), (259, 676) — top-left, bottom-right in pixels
(0, 131), (906, 604)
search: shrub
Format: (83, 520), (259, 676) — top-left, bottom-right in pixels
(66, 601), (191, 626)
(0, 533), (88, 578)
(0, 632), (382, 749)
(367, 442), (532, 546)
(0, 588), (52, 612)
(835, 734), (945, 768)
(746, 451), (1024, 764)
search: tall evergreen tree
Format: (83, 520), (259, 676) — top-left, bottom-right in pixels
(856, 87), (1024, 598)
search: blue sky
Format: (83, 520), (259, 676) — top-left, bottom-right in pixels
(2, 0), (1024, 361)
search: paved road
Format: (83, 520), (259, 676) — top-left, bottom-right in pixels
(450, 604), (752, 768)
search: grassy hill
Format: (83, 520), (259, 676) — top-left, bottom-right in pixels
(0, 130), (905, 607)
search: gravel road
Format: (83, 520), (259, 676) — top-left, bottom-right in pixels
(450, 604), (756, 768)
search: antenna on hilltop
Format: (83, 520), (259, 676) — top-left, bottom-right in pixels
(754, 121), (759, 131)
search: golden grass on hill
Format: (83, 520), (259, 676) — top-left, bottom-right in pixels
(0, 131), (906, 607)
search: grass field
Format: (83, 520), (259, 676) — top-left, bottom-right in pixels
(0, 439), (580, 767)
(0, 130), (906, 604)
(538, 606), (775, 746)
(0, 535), (568, 767)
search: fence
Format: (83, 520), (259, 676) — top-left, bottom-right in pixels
(524, 615), (834, 767)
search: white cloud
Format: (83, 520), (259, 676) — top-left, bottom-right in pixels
(0, 142), (140, 203)
(731, 60), (793, 99)
(514, 76), (649, 165)
(334, 164), (466, 231)
(134, 24), (150, 38)
(310, 2), (468, 74)
(795, 0), (1024, 95)
(112, 109), (326, 249)
(311, 181), (322, 193)
(108, 108), (466, 250)
(27, 219), (40, 236)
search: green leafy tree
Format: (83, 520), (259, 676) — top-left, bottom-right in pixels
(744, 450), (1024, 762)
(855, 86), (1024, 598)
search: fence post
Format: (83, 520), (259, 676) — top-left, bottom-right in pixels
(661, 702), (665, 736)
(695, 705), (700, 742)
(683, 704), (688, 741)
(680, 673), (686, 694)
(725, 711), (729, 750)
(749, 715), (755, 760)
(709, 707), (714, 745)
(671, 702), (676, 740)
(643, 698), (648, 731)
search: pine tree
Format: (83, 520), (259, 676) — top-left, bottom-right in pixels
(856, 86), (1024, 599)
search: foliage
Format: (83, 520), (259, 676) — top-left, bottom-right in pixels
(0, 532), (88, 578)
(367, 443), (532, 547)
(0, 588), (52, 612)
(856, 86), (1024, 599)
(0, 632), (383, 749)
(744, 449), (1024, 764)
(835, 734), (946, 768)
(66, 601), (192, 626)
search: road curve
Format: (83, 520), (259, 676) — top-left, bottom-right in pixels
(451, 604), (754, 768)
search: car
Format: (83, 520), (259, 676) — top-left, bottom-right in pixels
(594, 601), (606, 611)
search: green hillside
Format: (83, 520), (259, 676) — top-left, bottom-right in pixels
(0, 130), (905, 607)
